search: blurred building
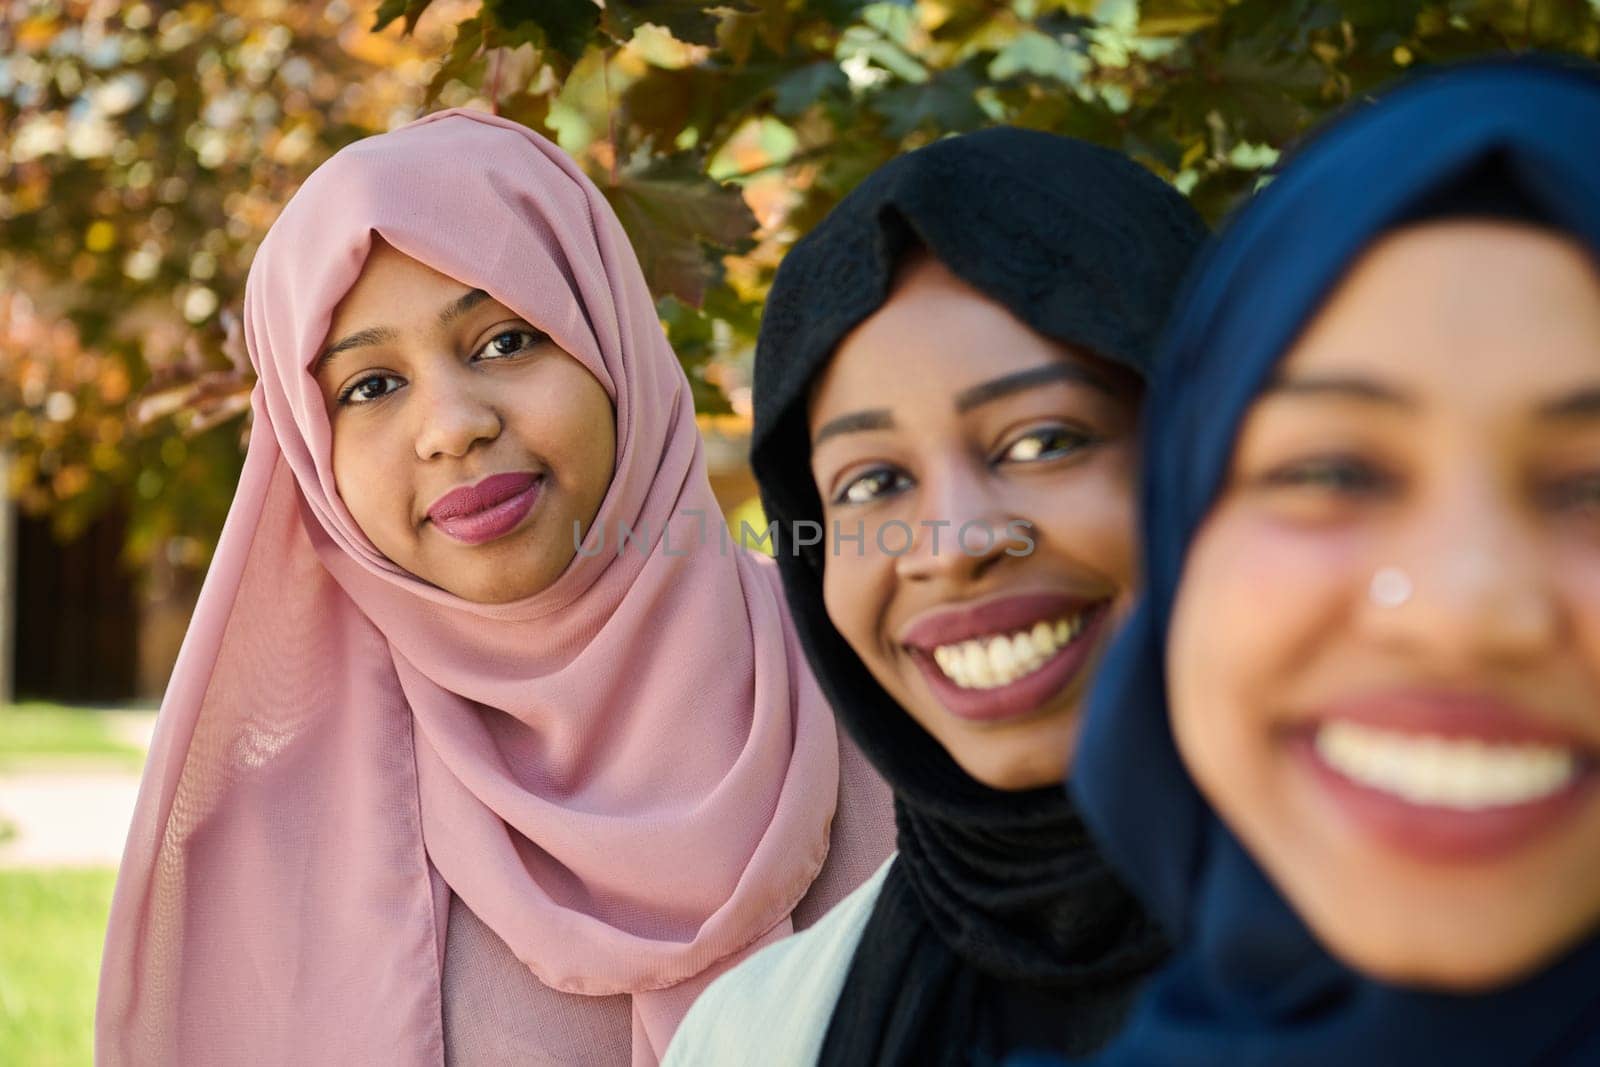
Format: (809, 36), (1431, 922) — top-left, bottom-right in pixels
(13, 507), (140, 702)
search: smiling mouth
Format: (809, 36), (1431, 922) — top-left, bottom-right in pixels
(1314, 720), (1581, 810)
(930, 610), (1095, 690)
(902, 598), (1112, 724)
(1293, 693), (1600, 862)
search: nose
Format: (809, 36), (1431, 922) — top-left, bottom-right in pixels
(413, 371), (502, 461)
(1365, 472), (1560, 666)
(893, 458), (1018, 585)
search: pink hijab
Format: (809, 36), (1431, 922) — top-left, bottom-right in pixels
(97, 109), (839, 1066)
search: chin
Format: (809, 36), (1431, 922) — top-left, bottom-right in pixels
(935, 707), (1081, 792)
(435, 571), (532, 605)
(956, 744), (1070, 792)
(1319, 923), (1564, 994)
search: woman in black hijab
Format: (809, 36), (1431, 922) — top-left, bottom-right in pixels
(663, 127), (1206, 1065)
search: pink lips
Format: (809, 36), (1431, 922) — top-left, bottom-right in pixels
(899, 593), (1110, 724)
(1295, 690), (1599, 862)
(425, 471), (543, 546)
(899, 592), (1099, 650)
(1301, 690), (1593, 748)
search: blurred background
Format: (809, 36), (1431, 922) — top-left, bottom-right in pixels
(2, 1), (1598, 1062)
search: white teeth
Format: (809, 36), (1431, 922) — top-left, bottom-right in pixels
(1314, 720), (1580, 810)
(1031, 621), (1055, 656)
(1010, 632), (1037, 671)
(963, 641), (993, 689)
(987, 635), (1014, 677)
(930, 612), (1090, 690)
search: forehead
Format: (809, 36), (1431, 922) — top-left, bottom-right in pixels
(327, 241), (471, 329)
(809, 257), (1072, 421)
(1279, 220), (1600, 401)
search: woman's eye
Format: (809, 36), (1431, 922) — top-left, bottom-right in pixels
(1257, 455), (1391, 495)
(833, 467), (912, 506)
(1541, 471), (1600, 512)
(338, 372), (404, 406)
(999, 425), (1092, 464)
(476, 328), (547, 360)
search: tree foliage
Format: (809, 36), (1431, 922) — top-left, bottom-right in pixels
(3, 0), (1598, 567)
(0, 0), (453, 561)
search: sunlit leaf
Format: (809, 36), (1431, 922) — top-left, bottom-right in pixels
(428, 14), (487, 100)
(8, 0), (1600, 570)
(602, 156), (758, 306)
(772, 60), (849, 116)
(498, 89), (554, 131)
(373, 0), (437, 34)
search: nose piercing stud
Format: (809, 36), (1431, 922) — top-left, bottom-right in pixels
(1369, 566), (1413, 608)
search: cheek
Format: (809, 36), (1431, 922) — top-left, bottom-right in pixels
(576, 381), (618, 471)
(1167, 511), (1367, 802)
(821, 544), (882, 660)
(569, 402), (618, 510)
(329, 420), (405, 537)
(516, 371), (617, 508)
(1552, 536), (1600, 672)
(1025, 459), (1138, 588)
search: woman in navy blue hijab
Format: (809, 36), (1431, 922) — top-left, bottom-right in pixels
(1072, 57), (1600, 1065)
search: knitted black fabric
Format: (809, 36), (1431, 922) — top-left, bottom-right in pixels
(748, 127), (1207, 1065)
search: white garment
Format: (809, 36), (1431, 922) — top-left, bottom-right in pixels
(662, 856), (896, 1066)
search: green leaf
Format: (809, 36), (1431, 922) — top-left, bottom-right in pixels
(372, 0), (436, 34)
(604, 1), (734, 46)
(622, 63), (778, 147)
(869, 64), (986, 137)
(427, 15), (486, 102)
(602, 156), (759, 307)
(657, 293), (715, 363)
(1137, 0), (1224, 37)
(839, 25), (929, 83)
(772, 60), (849, 116)
(483, 0), (603, 66)
(656, 293), (731, 411)
(498, 90), (554, 132)
(809, 0), (877, 27)
(988, 30), (1089, 84)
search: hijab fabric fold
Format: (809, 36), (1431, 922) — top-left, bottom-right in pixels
(1073, 57), (1600, 1066)
(97, 109), (839, 1067)
(750, 127), (1207, 1064)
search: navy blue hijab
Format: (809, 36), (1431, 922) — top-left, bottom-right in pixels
(1072, 58), (1600, 1066)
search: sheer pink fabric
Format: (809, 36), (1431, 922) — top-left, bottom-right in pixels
(97, 109), (840, 1066)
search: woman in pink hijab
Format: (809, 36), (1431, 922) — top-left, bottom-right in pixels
(97, 109), (894, 1066)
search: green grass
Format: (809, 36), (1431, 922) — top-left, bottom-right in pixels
(0, 868), (116, 1067)
(0, 704), (144, 771)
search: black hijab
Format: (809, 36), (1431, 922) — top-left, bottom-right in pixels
(750, 127), (1208, 1064)
(1072, 58), (1600, 1066)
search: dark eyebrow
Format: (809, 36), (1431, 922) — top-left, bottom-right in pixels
(953, 363), (1113, 413)
(1538, 385), (1600, 420)
(438, 288), (490, 327)
(315, 325), (398, 374)
(316, 288), (492, 374)
(1262, 373), (1416, 409)
(813, 409), (895, 448)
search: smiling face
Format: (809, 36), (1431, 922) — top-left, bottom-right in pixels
(809, 254), (1142, 791)
(1168, 220), (1600, 990)
(316, 239), (616, 604)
